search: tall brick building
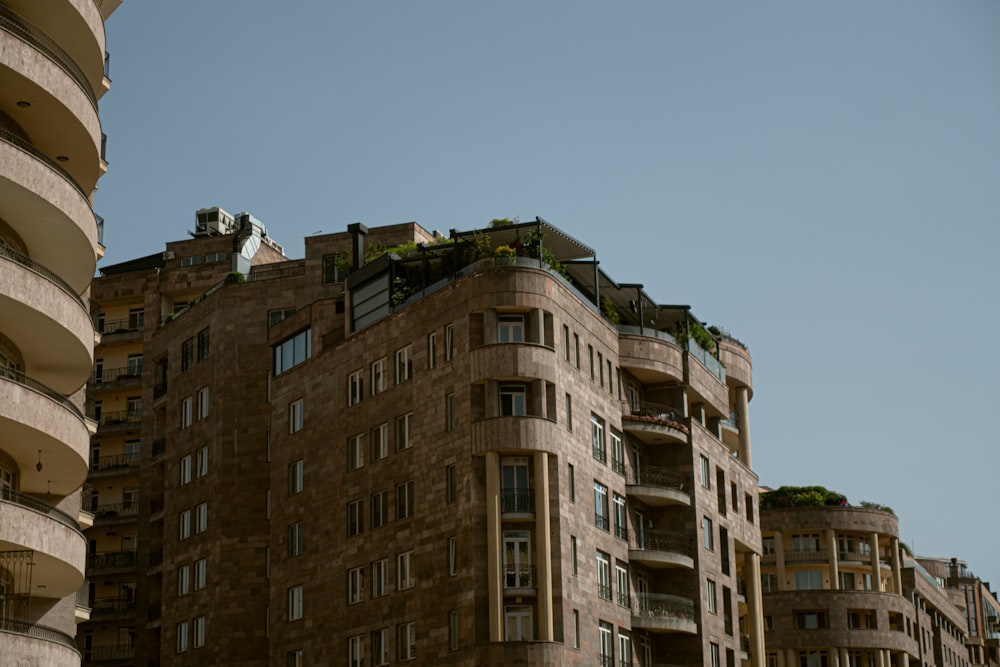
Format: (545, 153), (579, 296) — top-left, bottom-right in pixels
(82, 213), (765, 666)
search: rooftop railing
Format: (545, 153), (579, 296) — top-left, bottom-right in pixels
(0, 243), (84, 308)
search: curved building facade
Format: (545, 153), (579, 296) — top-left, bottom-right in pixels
(0, 0), (119, 663)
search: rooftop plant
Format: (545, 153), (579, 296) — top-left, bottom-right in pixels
(759, 485), (847, 509)
(858, 500), (896, 515)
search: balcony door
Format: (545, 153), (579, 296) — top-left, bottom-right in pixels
(503, 530), (531, 588)
(501, 458), (530, 512)
(504, 605), (533, 641)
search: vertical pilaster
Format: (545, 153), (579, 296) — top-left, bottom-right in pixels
(735, 386), (752, 466)
(890, 537), (902, 595)
(534, 452), (553, 641)
(827, 530), (839, 590)
(774, 531), (786, 591)
(485, 452), (503, 641)
(870, 532), (882, 591)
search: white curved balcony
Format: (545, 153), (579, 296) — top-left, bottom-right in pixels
(0, 128), (98, 292)
(0, 622), (81, 667)
(0, 244), (94, 393)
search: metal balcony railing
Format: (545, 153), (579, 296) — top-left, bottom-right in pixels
(598, 583), (612, 600)
(91, 502), (138, 519)
(0, 488), (81, 533)
(90, 597), (136, 614)
(97, 318), (143, 335)
(0, 243), (84, 308)
(500, 489), (534, 513)
(91, 452), (140, 471)
(87, 550), (137, 571)
(76, 581), (91, 610)
(0, 126), (88, 202)
(503, 564), (536, 588)
(0, 617), (79, 653)
(95, 410), (142, 426)
(838, 550), (873, 563)
(621, 401), (689, 434)
(785, 548), (828, 562)
(632, 593), (696, 623)
(617, 590), (631, 608)
(0, 365), (84, 420)
(93, 366), (142, 383)
(595, 514), (610, 531)
(626, 466), (688, 492)
(87, 644), (136, 661)
(630, 530), (694, 558)
(615, 524), (629, 541)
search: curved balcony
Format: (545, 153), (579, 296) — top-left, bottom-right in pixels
(684, 349), (729, 417)
(87, 452), (140, 480)
(617, 327), (684, 385)
(0, 244), (94, 393)
(0, 7), (103, 191)
(471, 415), (561, 456)
(0, 619), (81, 666)
(0, 127), (98, 292)
(86, 549), (137, 575)
(760, 506), (899, 539)
(625, 466), (690, 507)
(470, 342), (558, 384)
(628, 530), (695, 569)
(621, 401), (689, 445)
(631, 593), (698, 634)
(719, 338), (752, 394)
(0, 490), (86, 599)
(0, 367), (89, 495)
(90, 366), (142, 391)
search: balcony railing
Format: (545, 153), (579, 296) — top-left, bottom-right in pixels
(93, 366), (142, 384)
(90, 453), (140, 472)
(595, 514), (610, 531)
(91, 503), (138, 519)
(631, 530), (694, 558)
(97, 318), (143, 335)
(90, 597), (136, 614)
(598, 583), (612, 600)
(0, 617), (80, 653)
(626, 466), (688, 492)
(0, 126), (89, 205)
(76, 581), (91, 609)
(615, 524), (629, 541)
(0, 243), (85, 308)
(95, 410), (142, 427)
(0, 488), (81, 534)
(621, 401), (689, 434)
(87, 644), (136, 661)
(0, 365), (84, 420)
(501, 489), (534, 513)
(838, 550), (873, 563)
(785, 549), (828, 562)
(617, 590), (631, 608)
(687, 342), (726, 383)
(503, 564), (536, 588)
(632, 593), (696, 623)
(87, 550), (137, 571)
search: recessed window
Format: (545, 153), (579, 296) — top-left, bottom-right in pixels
(449, 610), (459, 651)
(371, 423), (389, 461)
(706, 578), (717, 613)
(371, 559), (388, 598)
(445, 324), (455, 361)
(795, 570), (823, 590)
(288, 522), (304, 557)
(181, 339), (194, 371)
(591, 414), (606, 463)
(499, 385), (526, 416)
(703, 516), (714, 550)
(371, 490), (389, 529)
(195, 502), (208, 533)
(197, 387), (209, 420)
(795, 610), (828, 630)
(180, 454), (192, 486)
(289, 399), (304, 433)
(445, 393), (455, 431)
(177, 564), (190, 596)
(348, 434), (364, 471)
(288, 585), (303, 621)
(396, 413), (413, 451)
(448, 536), (458, 576)
(445, 465), (456, 504)
(348, 634), (364, 667)
(610, 429), (624, 475)
(594, 482), (609, 531)
(176, 621), (189, 653)
(498, 314), (525, 343)
(427, 333), (437, 369)
(397, 551), (415, 590)
(194, 558), (206, 590)
(197, 327), (210, 360)
(596, 551), (611, 600)
(181, 397), (193, 429)
(193, 615), (205, 648)
(196, 446), (209, 477)
(348, 369), (364, 406)
(289, 460), (304, 495)
(700, 455), (711, 488)
(395, 345), (413, 384)
(371, 358), (387, 395)
(613, 494), (628, 541)
(179, 510), (191, 540)
(273, 329), (311, 375)
(347, 499), (363, 537)
(396, 480), (414, 520)
(397, 621), (416, 661)
(371, 628), (389, 665)
(348, 566), (365, 604)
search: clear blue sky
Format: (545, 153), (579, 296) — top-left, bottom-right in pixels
(98, 2), (1000, 583)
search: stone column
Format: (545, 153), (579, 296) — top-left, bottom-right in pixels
(534, 452), (553, 641)
(774, 531), (786, 591)
(827, 529), (839, 590)
(785, 648), (796, 667)
(890, 537), (902, 595)
(485, 452), (503, 641)
(745, 553), (765, 667)
(840, 648), (850, 667)
(530, 308), (544, 345)
(830, 646), (840, 667)
(735, 386), (752, 466)
(870, 532), (882, 591)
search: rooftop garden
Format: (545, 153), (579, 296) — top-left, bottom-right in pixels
(760, 486), (895, 515)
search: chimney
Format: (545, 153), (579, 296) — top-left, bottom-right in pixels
(348, 222), (368, 271)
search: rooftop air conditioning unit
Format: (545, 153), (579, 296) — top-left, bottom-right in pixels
(194, 207), (234, 236)
(163, 251), (175, 260)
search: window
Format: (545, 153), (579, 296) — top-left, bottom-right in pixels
(588, 345), (595, 380)
(717, 469), (727, 514)
(397, 621), (416, 661)
(570, 536), (578, 575)
(128, 307), (145, 330)
(288, 522), (304, 557)
(764, 615), (774, 631)
(720, 528), (730, 575)
(427, 333), (437, 369)
(395, 345), (413, 384)
(195, 502), (208, 533)
(710, 642), (720, 667)
(126, 352), (143, 376)
(197, 327), (210, 361)
(268, 308), (296, 327)
(397, 551), (415, 590)
(273, 329), (311, 375)
(289, 399), (304, 433)
(573, 333), (580, 368)
(177, 564), (190, 596)
(700, 455), (711, 488)
(349, 634), (364, 667)
(449, 610), (459, 651)
(746, 492), (755, 523)
(289, 460), (304, 495)
(445, 465), (456, 503)
(594, 482), (609, 530)
(505, 605), (533, 641)
(194, 558), (206, 590)
(599, 621), (613, 665)
(500, 385), (526, 416)
(445, 323), (454, 361)
(498, 314), (524, 343)
(180, 255), (202, 267)
(371, 423), (389, 461)
(798, 650), (829, 667)
(839, 571), (856, 590)
(613, 493), (628, 541)
(572, 609), (580, 648)
(348, 434), (364, 471)
(181, 339), (194, 371)
(618, 630), (632, 667)
(448, 536), (458, 575)
(598, 351), (604, 386)
(206, 251), (227, 264)
(591, 414), (606, 462)
(176, 621), (189, 653)
(348, 566), (365, 604)
(181, 396), (193, 428)
(193, 616), (205, 648)
(347, 498), (364, 536)
(371, 628), (389, 666)
(179, 510), (191, 540)
(761, 572), (778, 593)
(796, 611), (828, 630)
(288, 585), (303, 620)
(197, 387), (209, 420)
(610, 429), (624, 474)
(565, 393), (573, 431)
(371, 490), (389, 528)
(396, 481), (414, 520)
(180, 454), (192, 485)
(706, 578), (717, 613)
(396, 413), (413, 451)
(287, 649), (303, 667)
(348, 369), (364, 406)
(370, 358), (386, 395)
(792, 533), (820, 553)
(731, 482), (739, 513)
(196, 447), (209, 477)
(445, 393), (455, 431)
(568, 464), (575, 502)
(616, 563), (630, 607)
(597, 551), (611, 599)
(847, 609), (877, 629)
(322, 254), (341, 284)
(503, 530), (532, 588)
(703, 516), (714, 550)
(371, 559), (388, 598)
(795, 570), (823, 590)
(563, 325), (570, 361)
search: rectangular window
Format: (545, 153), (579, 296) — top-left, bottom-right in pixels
(348, 434), (364, 471)
(196, 446), (209, 477)
(370, 358), (387, 395)
(197, 327), (210, 361)
(126, 352), (143, 376)
(574, 333), (580, 369)
(498, 314), (525, 343)
(616, 563), (630, 608)
(448, 536), (458, 575)
(180, 454), (192, 485)
(371, 423), (389, 461)
(322, 254), (341, 284)
(348, 634), (364, 667)
(371, 490), (389, 528)
(572, 609), (580, 648)
(449, 610), (459, 651)
(288, 585), (303, 621)
(177, 564), (190, 596)
(181, 396), (193, 428)
(427, 333), (437, 369)
(700, 455), (711, 488)
(176, 621), (189, 653)
(717, 468), (727, 514)
(445, 324), (454, 361)
(563, 325), (570, 361)
(347, 499), (363, 536)
(707, 578), (717, 614)
(179, 510), (191, 540)
(287, 649), (303, 667)
(273, 329), (311, 375)
(181, 339), (194, 371)
(571, 536), (578, 575)
(798, 651), (829, 667)
(500, 385), (527, 416)
(289, 460), (304, 495)
(610, 429), (624, 474)
(268, 308), (296, 327)
(397, 551), (415, 590)
(565, 393), (572, 431)
(445, 393), (455, 431)
(194, 558), (206, 590)
(703, 516), (714, 550)
(746, 492), (755, 523)
(128, 307), (145, 330)
(348, 566), (365, 604)
(396, 480), (414, 520)
(371, 559), (388, 598)
(597, 551), (611, 600)
(599, 621), (613, 664)
(568, 464), (575, 502)
(588, 345), (595, 380)
(348, 369), (364, 406)
(395, 345), (413, 384)
(710, 642), (720, 667)
(445, 465), (456, 503)
(613, 493), (628, 541)
(197, 387), (209, 420)
(594, 482), (609, 530)
(288, 522), (304, 557)
(591, 414), (606, 462)
(289, 399), (304, 433)
(195, 502), (208, 533)
(761, 572), (778, 593)
(794, 570), (823, 590)
(397, 621), (416, 661)
(396, 413), (413, 451)
(795, 611), (828, 630)
(598, 351), (604, 386)
(371, 628), (389, 665)
(792, 533), (820, 553)
(193, 616), (205, 648)
(618, 629), (632, 667)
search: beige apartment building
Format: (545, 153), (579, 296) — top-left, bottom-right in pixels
(0, 0), (120, 664)
(78, 214), (765, 665)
